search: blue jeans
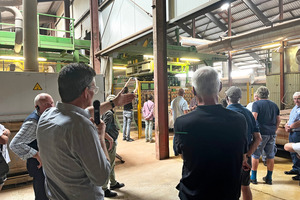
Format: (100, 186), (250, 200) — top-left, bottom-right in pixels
(289, 131), (300, 173)
(123, 110), (132, 140)
(252, 135), (277, 159)
(145, 120), (153, 141)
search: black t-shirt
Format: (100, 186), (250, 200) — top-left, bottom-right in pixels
(174, 105), (247, 200)
(102, 110), (119, 140)
(123, 102), (133, 111)
(252, 99), (279, 135)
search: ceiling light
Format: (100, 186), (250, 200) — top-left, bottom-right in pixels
(175, 71), (194, 78)
(0, 56), (47, 61)
(180, 58), (200, 62)
(143, 55), (154, 59)
(231, 69), (253, 77)
(221, 3), (229, 10)
(113, 66), (127, 70)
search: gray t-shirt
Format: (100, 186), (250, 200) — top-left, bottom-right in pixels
(171, 96), (189, 121)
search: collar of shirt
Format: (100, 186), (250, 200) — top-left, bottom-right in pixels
(56, 102), (90, 119)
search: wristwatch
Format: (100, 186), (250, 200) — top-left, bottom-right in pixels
(110, 100), (115, 108)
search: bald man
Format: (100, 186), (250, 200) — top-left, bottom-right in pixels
(10, 93), (54, 200)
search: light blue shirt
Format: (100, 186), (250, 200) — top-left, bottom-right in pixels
(288, 105), (300, 132)
(37, 102), (110, 200)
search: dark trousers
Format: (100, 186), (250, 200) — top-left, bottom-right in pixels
(289, 132), (300, 173)
(27, 158), (48, 200)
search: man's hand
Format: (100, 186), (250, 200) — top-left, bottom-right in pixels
(33, 152), (42, 169)
(113, 87), (135, 107)
(105, 133), (114, 151)
(3, 129), (11, 137)
(285, 123), (291, 132)
(90, 118), (110, 161)
(242, 154), (251, 171)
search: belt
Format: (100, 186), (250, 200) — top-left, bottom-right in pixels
(290, 129), (300, 133)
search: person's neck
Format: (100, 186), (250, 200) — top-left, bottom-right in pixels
(67, 98), (87, 109)
(197, 95), (219, 106)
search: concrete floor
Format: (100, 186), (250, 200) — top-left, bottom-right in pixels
(0, 131), (299, 200)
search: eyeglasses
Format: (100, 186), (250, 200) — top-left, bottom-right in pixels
(88, 85), (99, 94)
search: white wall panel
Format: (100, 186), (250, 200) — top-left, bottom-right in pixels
(175, 0), (210, 17)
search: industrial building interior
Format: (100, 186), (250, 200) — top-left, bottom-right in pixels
(1, 0), (300, 199)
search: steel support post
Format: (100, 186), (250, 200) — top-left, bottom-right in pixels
(227, 4), (232, 86)
(280, 41), (285, 110)
(90, 0), (101, 74)
(23, 0), (38, 72)
(153, 0), (169, 160)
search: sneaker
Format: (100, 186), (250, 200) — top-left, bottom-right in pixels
(104, 189), (117, 197)
(126, 138), (134, 142)
(110, 182), (125, 190)
(146, 139), (150, 142)
(284, 170), (298, 175)
(150, 139), (155, 143)
(292, 175), (300, 181)
(263, 176), (272, 185)
(250, 179), (257, 184)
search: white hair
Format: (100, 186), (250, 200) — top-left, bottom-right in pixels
(293, 92), (300, 97)
(34, 93), (50, 106)
(192, 66), (220, 98)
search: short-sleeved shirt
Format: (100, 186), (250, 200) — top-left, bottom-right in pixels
(171, 96), (188, 121)
(288, 105), (300, 132)
(252, 99), (279, 135)
(292, 143), (300, 155)
(37, 102), (110, 200)
(227, 103), (260, 146)
(174, 105), (247, 200)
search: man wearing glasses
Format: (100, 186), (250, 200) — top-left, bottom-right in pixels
(37, 63), (135, 200)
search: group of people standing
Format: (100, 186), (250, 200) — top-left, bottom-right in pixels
(173, 66), (300, 200)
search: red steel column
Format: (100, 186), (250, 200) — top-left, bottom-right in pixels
(153, 0), (169, 160)
(64, 0), (70, 38)
(90, 0), (101, 74)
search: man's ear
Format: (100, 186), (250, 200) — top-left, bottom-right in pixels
(83, 87), (89, 99)
(219, 81), (223, 92)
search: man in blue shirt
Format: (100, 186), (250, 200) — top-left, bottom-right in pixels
(284, 92), (300, 181)
(226, 86), (262, 200)
(250, 86), (280, 185)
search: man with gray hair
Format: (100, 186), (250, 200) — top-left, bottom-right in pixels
(226, 86), (262, 200)
(284, 92), (300, 181)
(10, 93), (54, 200)
(174, 67), (247, 200)
(250, 86), (280, 185)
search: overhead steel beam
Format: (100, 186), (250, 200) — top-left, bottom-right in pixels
(176, 22), (202, 38)
(205, 12), (228, 33)
(242, 0), (271, 26)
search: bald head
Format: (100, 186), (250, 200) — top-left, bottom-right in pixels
(34, 93), (54, 115)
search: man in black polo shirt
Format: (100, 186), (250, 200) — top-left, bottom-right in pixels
(174, 67), (248, 200)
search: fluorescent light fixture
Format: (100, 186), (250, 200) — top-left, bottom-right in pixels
(261, 43), (281, 49)
(231, 69), (253, 77)
(180, 58), (200, 62)
(238, 64), (262, 69)
(143, 55), (154, 59)
(175, 71), (194, 78)
(113, 66), (127, 70)
(38, 57), (47, 61)
(0, 56), (47, 61)
(0, 56), (24, 60)
(221, 3), (229, 10)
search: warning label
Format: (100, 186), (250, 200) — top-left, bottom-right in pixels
(33, 83), (42, 90)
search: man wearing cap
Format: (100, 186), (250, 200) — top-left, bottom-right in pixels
(284, 92), (300, 181)
(250, 86), (280, 185)
(226, 86), (262, 200)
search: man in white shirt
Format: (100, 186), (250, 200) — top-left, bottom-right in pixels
(0, 124), (11, 190)
(171, 88), (188, 156)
